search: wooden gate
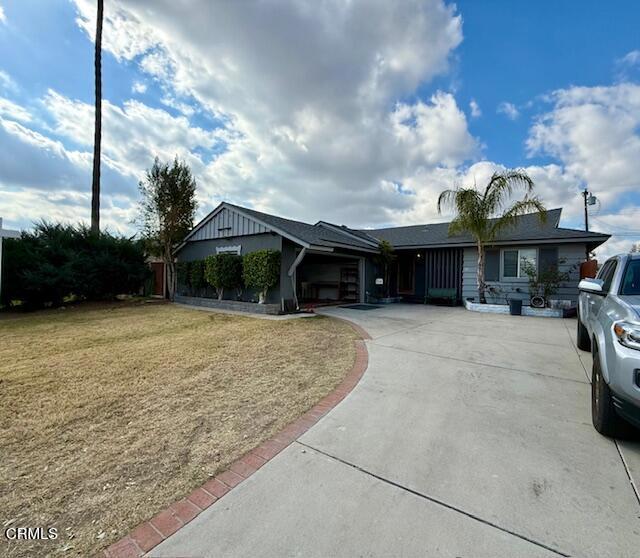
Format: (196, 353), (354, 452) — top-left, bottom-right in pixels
(151, 262), (165, 297)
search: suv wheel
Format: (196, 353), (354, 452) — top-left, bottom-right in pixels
(576, 310), (591, 352)
(592, 349), (625, 437)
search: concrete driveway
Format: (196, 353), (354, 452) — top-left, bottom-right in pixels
(152, 304), (640, 558)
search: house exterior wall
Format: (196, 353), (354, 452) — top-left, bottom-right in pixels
(462, 243), (586, 305)
(176, 232), (286, 305)
(190, 205), (270, 241)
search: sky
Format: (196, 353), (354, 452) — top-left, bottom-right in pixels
(0, 0), (639, 258)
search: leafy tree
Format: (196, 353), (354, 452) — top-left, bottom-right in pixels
(91, 0), (104, 234)
(375, 240), (395, 298)
(205, 254), (242, 300)
(138, 157), (197, 300)
(437, 170), (546, 303)
(242, 250), (280, 303)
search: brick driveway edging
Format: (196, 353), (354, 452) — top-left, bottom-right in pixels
(101, 322), (370, 558)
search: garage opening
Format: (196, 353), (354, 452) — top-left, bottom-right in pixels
(296, 253), (360, 307)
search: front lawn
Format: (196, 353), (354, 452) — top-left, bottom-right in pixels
(0, 302), (357, 557)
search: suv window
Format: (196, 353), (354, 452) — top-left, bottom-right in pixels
(600, 260), (618, 293)
(620, 259), (640, 295)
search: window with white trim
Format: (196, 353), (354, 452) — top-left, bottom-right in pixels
(502, 248), (537, 279)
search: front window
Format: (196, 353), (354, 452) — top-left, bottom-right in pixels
(502, 248), (537, 279)
(620, 259), (640, 295)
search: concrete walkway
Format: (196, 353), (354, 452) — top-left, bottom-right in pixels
(152, 304), (640, 558)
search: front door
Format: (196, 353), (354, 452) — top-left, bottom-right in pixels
(397, 254), (415, 295)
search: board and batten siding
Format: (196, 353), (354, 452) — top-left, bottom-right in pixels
(462, 243), (586, 305)
(190, 206), (270, 241)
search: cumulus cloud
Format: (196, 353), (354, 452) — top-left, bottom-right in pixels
(42, 89), (222, 182)
(527, 83), (640, 207)
(0, 97), (32, 123)
(615, 50), (640, 81)
(497, 101), (519, 120)
(71, 0), (468, 226)
(132, 81), (147, 94)
(0, 70), (17, 93)
(3, 0), (636, 263)
(527, 82), (640, 256)
(469, 99), (481, 118)
(0, 5), (6, 25)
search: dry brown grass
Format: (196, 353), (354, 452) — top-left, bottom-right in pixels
(0, 301), (357, 557)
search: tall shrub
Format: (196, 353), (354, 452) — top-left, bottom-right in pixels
(243, 250), (280, 303)
(1, 222), (149, 309)
(189, 260), (206, 295)
(205, 254), (242, 300)
(176, 261), (191, 295)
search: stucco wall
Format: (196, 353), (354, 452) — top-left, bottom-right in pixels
(462, 243), (586, 305)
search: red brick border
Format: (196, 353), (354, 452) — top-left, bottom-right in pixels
(101, 323), (369, 558)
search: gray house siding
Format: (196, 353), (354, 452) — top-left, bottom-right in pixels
(190, 205), (270, 241)
(176, 232), (285, 304)
(462, 243), (586, 305)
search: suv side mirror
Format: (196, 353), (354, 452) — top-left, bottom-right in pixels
(579, 278), (604, 294)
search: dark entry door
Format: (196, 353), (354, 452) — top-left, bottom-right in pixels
(397, 254), (415, 295)
(425, 248), (463, 303)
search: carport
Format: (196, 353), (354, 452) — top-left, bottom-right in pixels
(295, 252), (365, 305)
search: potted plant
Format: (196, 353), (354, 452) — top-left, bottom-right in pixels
(521, 259), (570, 308)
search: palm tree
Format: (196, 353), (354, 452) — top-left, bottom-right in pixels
(90, 0), (104, 234)
(437, 170), (546, 304)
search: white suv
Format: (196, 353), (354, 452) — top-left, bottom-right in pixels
(577, 253), (640, 436)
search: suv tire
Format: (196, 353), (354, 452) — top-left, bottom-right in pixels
(592, 348), (626, 437)
(577, 310), (591, 351)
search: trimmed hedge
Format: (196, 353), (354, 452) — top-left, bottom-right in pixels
(189, 260), (206, 293)
(1, 222), (150, 309)
(204, 253), (243, 300)
(243, 249), (280, 303)
(176, 261), (191, 292)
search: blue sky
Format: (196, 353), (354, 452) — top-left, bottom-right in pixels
(0, 0), (638, 256)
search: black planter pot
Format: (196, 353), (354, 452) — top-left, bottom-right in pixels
(509, 299), (523, 316)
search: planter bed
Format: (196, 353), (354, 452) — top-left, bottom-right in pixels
(175, 295), (281, 315)
(464, 298), (576, 318)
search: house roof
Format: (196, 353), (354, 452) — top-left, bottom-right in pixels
(190, 203), (379, 252)
(180, 203), (610, 253)
(362, 208), (610, 248)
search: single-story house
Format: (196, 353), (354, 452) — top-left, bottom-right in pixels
(174, 202), (609, 312)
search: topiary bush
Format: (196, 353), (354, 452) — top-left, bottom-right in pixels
(242, 249), (281, 303)
(189, 260), (206, 295)
(205, 253), (243, 300)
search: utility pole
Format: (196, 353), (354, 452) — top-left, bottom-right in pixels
(582, 188), (597, 261)
(0, 217), (21, 305)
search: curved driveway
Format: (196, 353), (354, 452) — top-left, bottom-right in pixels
(152, 304), (640, 558)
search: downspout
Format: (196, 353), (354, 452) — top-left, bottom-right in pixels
(287, 247), (307, 310)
